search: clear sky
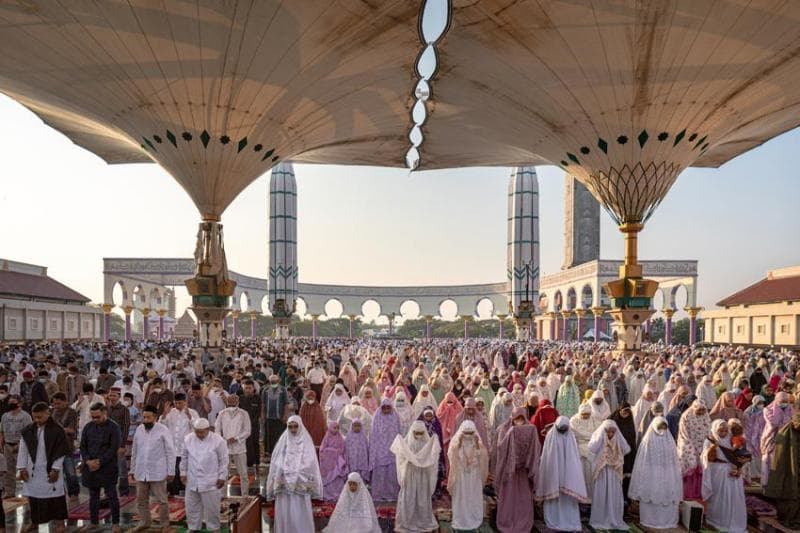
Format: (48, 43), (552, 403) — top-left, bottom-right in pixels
(1, 93), (798, 322)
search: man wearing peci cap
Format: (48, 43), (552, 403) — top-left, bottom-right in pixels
(131, 405), (175, 533)
(180, 418), (228, 532)
(19, 371), (48, 413)
(106, 387), (131, 496)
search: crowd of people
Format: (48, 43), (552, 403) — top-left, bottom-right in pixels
(0, 336), (798, 533)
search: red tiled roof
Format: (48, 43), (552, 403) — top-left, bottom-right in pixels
(717, 274), (800, 307)
(0, 270), (90, 303)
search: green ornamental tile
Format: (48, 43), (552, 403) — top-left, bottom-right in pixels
(237, 137), (248, 153)
(694, 135), (707, 149)
(261, 148), (275, 161)
(567, 152), (580, 164)
(673, 129), (686, 146)
(166, 130), (177, 147)
(200, 130), (210, 148)
(637, 129), (648, 148)
(597, 138), (608, 154)
(560, 160), (569, 166)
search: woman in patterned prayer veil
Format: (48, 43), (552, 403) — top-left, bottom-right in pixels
(323, 472), (381, 533)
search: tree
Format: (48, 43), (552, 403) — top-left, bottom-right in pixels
(648, 317), (665, 343)
(109, 314), (126, 340)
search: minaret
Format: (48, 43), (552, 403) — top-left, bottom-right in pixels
(268, 162), (298, 339)
(507, 167), (540, 340)
(563, 174), (600, 269)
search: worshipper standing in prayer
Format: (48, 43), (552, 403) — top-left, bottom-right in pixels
(338, 396), (372, 437)
(217, 394), (252, 495)
(238, 379), (261, 472)
(106, 387), (131, 496)
(555, 374), (581, 418)
(50, 392), (80, 506)
(319, 422), (348, 501)
(262, 374), (290, 457)
(531, 398), (559, 445)
(16, 402), (69, 533)
(265, 416), (322, 533)
(326, 384), (351, 425)
(393, 390), (415, 435)
(447, 420), (488, 531)
(80, 403), (122, 532)
(390, 420), (441, 533)
(436, 391), (464, 454)
(760, 390), (793, 485)
(369, 398), (402, 501)
(417, 406), (446, 494)
(743, 394), (766, 479)
(300, 389), (327, 447)
(588, 419), (631, 531)
(453, 397), (490, 447)
(323, 472), (381, 533)
(344, 417), (371, 483)
(570, 402), (600, 499)
(180, 418), (227, 532)
(677, 399), (711, 500)
(610, 402), (638, 500)
(535, 415), (588, 532)
(0, 395), (31, 497)
(710, 391), (744, 423)
(636, 400), (664, 442)
(130, 405), (175, 533)
(701, 419), (748, 533)
(73, 383), (105, 439)
(187, 384), (211, 421)
(160, 392), (198, 496)
(494, 407), (541, 533)
(629, 416), (682, 529)
(764, 414), (800, 528)
(590, 389), (611, 421)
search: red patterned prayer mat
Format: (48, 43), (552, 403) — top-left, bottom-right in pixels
(67, 494), (137, 521)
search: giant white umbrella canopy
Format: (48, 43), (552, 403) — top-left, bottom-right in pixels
(0, 0), (421, 220)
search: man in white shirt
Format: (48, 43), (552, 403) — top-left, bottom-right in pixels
(160, 392), (199, 496)
(180, 419), (228, 532)
(216, 395), (252, 495)
(131, 405), (175, 532)
(72, 383), (105, 439)
(307, 361), (327, 401)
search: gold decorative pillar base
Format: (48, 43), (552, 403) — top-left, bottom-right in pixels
(608, 307), (656, 354)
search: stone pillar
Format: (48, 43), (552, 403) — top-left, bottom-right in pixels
(663, 308), (675, 344)
(347, 315), (357, 338)
(591, 307), (604, 341)
(424, 315), (433, 339)
(548, 312), (556, 340)
(560, 310), (571, 341)
(250, 312), (258, 338)
(102, 304), (113, 342)
(231, 310), (239, 338)
(142, 308), (151, 339)
(685, 306), (702, 346)
(496, 314), (507, 339)
(387, 313), (396, 336)
(461, 315), (472, 339)
(223, 314), (228, 336)
(157, 309), (167, 339)
(311, 314), (320, 339)
(575, 308), (586, 341)
(123, 306), (133, 341)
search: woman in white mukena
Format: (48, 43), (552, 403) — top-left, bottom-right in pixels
(265, 416), (322, 533)
(629, 416), (683, 529)
(701, 419), (748, 533)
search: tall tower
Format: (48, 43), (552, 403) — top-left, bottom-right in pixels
(268, 162), (298, 339)
(563, 174), (600, 269)
(507, 167), (540, 340)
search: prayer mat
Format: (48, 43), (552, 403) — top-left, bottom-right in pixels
(67, 494), (137, 521)
(746, 495), (777, 517)
(131, 496), (187, 523)
(2, 496), (27, 513)
(227, 473), (257, 486)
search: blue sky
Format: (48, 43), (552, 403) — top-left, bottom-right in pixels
(1, 94), (798, 321)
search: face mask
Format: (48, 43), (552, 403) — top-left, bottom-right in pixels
(556, 425), (568, 434)
(152, 388), (161, 393)
(122, 399), (131, 407)
(780, 402), (789, 409)
(593, 399), (602, 405)
(306, 399), (315, 404)
(143, 422), (154, 430)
